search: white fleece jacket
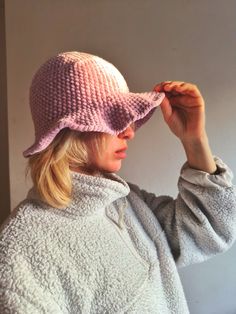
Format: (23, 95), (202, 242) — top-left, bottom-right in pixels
(0, 155), (236, 314)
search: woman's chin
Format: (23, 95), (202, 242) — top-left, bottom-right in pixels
(101, 162), (122, 174)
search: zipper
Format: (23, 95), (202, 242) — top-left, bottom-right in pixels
(104, 214), (149, 269)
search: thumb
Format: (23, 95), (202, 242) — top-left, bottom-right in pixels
(160, 97), (172, 123)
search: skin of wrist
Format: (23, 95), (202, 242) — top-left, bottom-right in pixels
(180, 130), (208, 145)
(180, 133), (217, 174)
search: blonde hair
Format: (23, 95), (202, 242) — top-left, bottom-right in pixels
(25, 128), (107, 209)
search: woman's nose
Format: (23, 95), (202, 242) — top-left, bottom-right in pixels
(118, 125), (135, 140)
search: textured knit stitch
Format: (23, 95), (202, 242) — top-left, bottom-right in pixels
(23, 51), (165, 157)
(1, 155), (236, 313)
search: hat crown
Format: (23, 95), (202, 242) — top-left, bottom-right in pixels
(29, 51), (129, 138)
(31, 51), (129, 91)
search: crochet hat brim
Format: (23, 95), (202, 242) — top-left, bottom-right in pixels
(23, 91), (165, 157)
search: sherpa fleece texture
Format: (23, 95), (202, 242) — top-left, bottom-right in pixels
(0, 155), (236, 313)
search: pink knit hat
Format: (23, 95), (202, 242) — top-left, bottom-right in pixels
(23, 51), (165, 157)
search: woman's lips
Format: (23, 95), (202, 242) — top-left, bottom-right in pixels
(115, 150), (127, 159)
(116, 146), (128, 152)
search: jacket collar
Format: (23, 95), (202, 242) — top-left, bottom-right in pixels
(26, 171), (130, 228)
(68, 170), (130, 216)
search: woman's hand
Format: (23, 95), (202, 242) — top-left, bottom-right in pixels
(153, 81), (206, 142)
(153, 81), (217, 174)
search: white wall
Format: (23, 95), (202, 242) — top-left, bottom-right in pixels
(5, 1), (236, 313)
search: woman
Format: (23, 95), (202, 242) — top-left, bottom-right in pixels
(0, 51), (236, 313)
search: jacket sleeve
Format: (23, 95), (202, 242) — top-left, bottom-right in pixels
(127, 155), (236, 268)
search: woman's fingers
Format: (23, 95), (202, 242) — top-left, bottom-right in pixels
(153, 81), (183, 90)
(164, 82), (196, 95)
(153, 81), (202, 98)
(153, 81), (170, 92)
(165, 95), (203, 109)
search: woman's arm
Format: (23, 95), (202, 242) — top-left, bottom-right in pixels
(128, 81), (236, 267)
(127, 155), (236, 268)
